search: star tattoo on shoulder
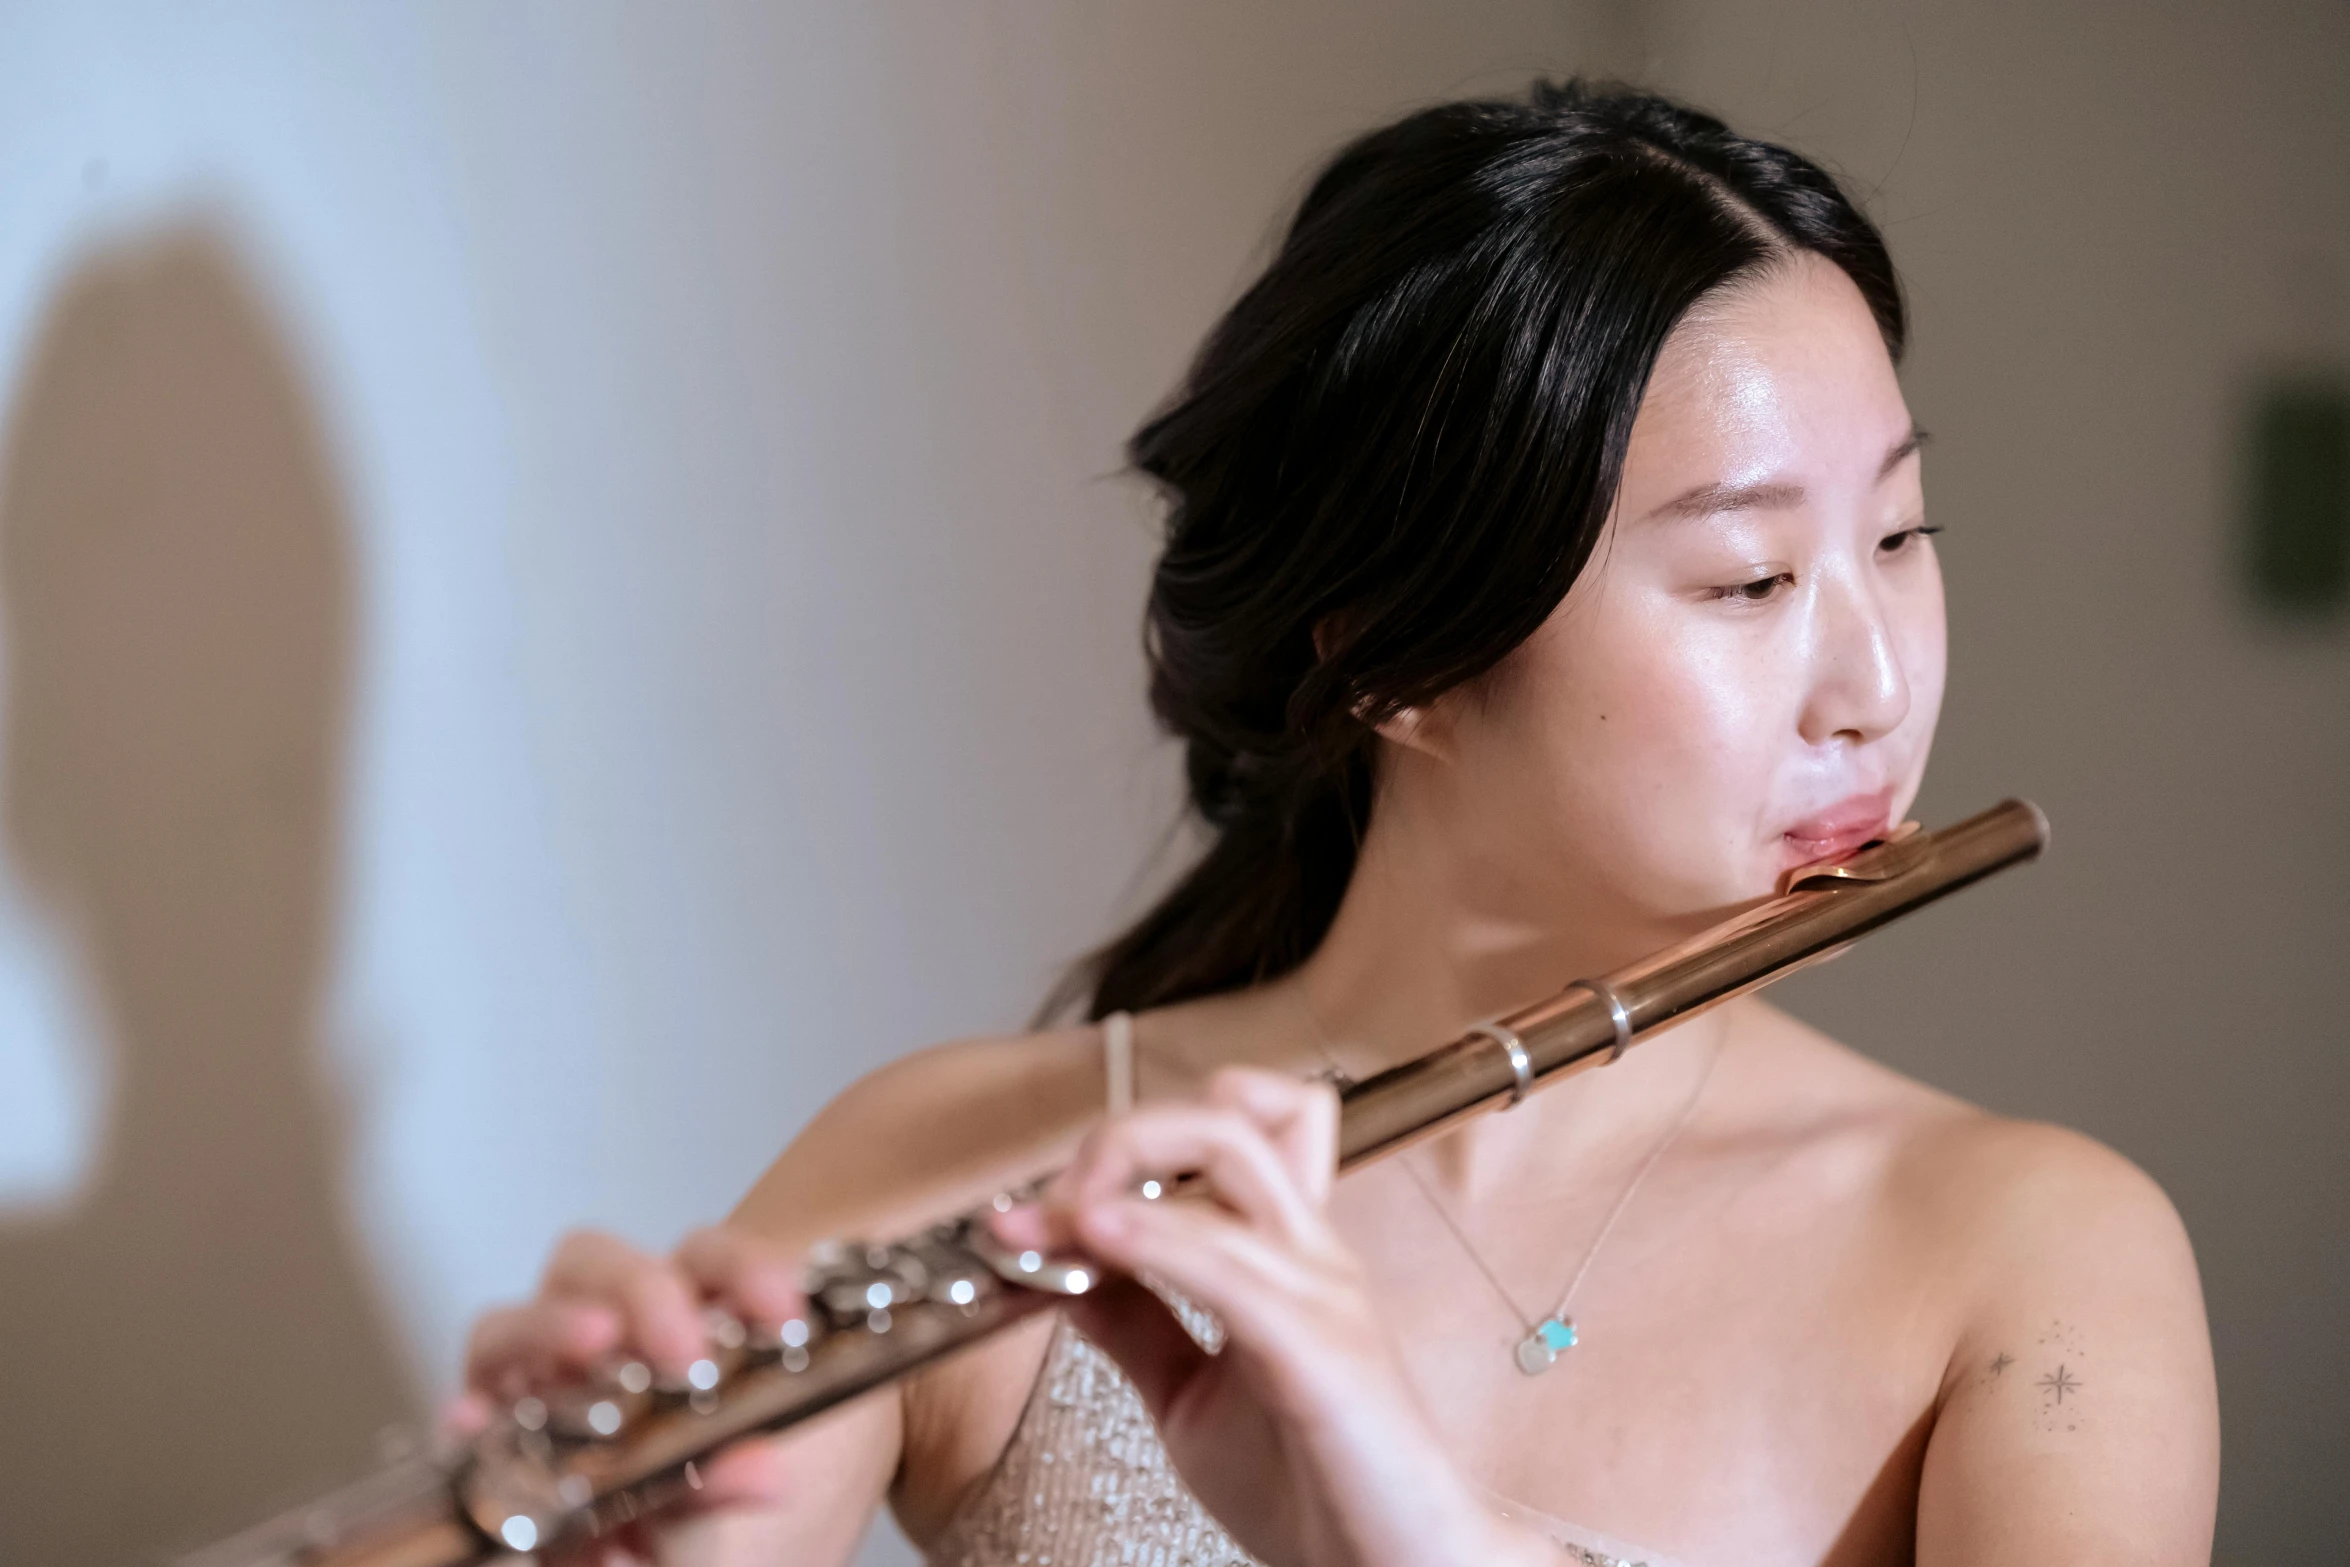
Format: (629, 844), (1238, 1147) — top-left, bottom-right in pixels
(1989, 1352), (2014, 1377)
(2037, 1364), (2080, 1404)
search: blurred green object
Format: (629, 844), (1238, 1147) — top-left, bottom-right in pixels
(2242, 373), (2349, 616)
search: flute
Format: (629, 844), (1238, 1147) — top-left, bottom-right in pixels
(180, 798), (2048, 1567)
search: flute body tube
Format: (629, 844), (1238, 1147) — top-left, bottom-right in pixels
(1336, 798), (2048, 1166)
(179, 799), (2047, 1567)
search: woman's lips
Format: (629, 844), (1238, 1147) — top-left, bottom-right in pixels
(1782, 790), (1895, 864)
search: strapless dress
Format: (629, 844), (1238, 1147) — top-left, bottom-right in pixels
(925, 1314), (1688, 1567)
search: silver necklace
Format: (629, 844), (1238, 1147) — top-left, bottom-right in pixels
(1288, 982), (1721, 1376)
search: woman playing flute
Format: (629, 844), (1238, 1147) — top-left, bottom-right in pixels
(454, 80), (2219, 1567)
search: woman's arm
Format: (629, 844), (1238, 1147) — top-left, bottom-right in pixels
(1913, 1121), (2219, 1565)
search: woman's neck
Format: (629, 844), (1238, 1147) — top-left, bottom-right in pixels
(1298, 766), (1690, 1054)
(1274, 771), (1735, 1199)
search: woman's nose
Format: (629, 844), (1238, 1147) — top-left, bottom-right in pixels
(1797, 569), (1911, 748)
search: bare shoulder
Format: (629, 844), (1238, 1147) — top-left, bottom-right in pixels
(1891, 1098), (2192, 1277)
(1740, 1005), (2212, 1461)
(1892, 1101), (2210, 1426)
(1811, 1035), (2196, 1311)
(731, 1021), (1108, 1250)
(1737, 1001), (2190, 1267)
(1730, 1024), (2226, 1556)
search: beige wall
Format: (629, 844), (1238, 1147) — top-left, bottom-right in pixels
(0, 5), (2335, 1565)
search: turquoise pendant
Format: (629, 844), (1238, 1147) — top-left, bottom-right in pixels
(1513, 1316), (1578, 1376)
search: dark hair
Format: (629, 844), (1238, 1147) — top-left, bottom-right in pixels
(1047, 79), (1905, 1024)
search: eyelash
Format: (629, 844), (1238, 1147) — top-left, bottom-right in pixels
(1878, 524), (1943, 555)
(1711, 571), (1795, 605)
(1710, 527), (1943, 605)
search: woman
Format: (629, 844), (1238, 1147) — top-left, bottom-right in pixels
(455, 81), (2218, 1565)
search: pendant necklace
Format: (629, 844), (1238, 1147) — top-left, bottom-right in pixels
(1289, 983), (1721, 1376)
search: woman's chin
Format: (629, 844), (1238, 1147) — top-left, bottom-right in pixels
(1638, 870), (1783, 934)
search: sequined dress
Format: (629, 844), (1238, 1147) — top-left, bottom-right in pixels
(923, 1314), (1681, 1567)
(922, 1016), (1687, 1567)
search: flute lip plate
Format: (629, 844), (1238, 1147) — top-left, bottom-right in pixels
(1778, 819), (1928, 895)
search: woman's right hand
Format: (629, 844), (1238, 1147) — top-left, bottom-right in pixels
(446, 1225), (843, 1563)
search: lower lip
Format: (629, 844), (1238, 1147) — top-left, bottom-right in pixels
(1782, 824), (1884, 864)
(1781, 795), (1895, 865)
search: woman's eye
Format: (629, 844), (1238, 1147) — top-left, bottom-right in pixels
(1877, 524), (1943, 555)
(1712, 571), (1794, 604)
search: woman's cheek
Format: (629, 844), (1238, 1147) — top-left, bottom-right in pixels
(1494, 594), (1781, 909)
(1899, 592), (1949, 786)
(1654, 630), (1800, 897)
(1569, 644), (1775, 908)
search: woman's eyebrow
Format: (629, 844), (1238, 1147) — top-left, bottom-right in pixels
(1642, 427), (1932, 523)
(1880, 425), (1930, 478)
(1645, 478), (1805, 521)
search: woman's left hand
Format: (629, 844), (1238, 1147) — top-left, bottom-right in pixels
(987, 1066), (1551, 1567)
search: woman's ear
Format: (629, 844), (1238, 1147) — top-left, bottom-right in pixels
(1354, 694), (1452, 762)
(1320, 613), (1455, 763)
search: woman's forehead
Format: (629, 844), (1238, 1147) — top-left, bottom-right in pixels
(1623, 261), (1913, 508)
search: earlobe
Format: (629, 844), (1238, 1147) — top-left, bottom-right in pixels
(1325, 614), (1451, 760)
(1359, 696), (1450, 761)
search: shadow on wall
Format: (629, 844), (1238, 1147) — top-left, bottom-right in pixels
(0, 223), (415, 1565)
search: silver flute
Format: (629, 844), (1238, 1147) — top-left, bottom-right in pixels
(180, 798), (2048, 1567)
